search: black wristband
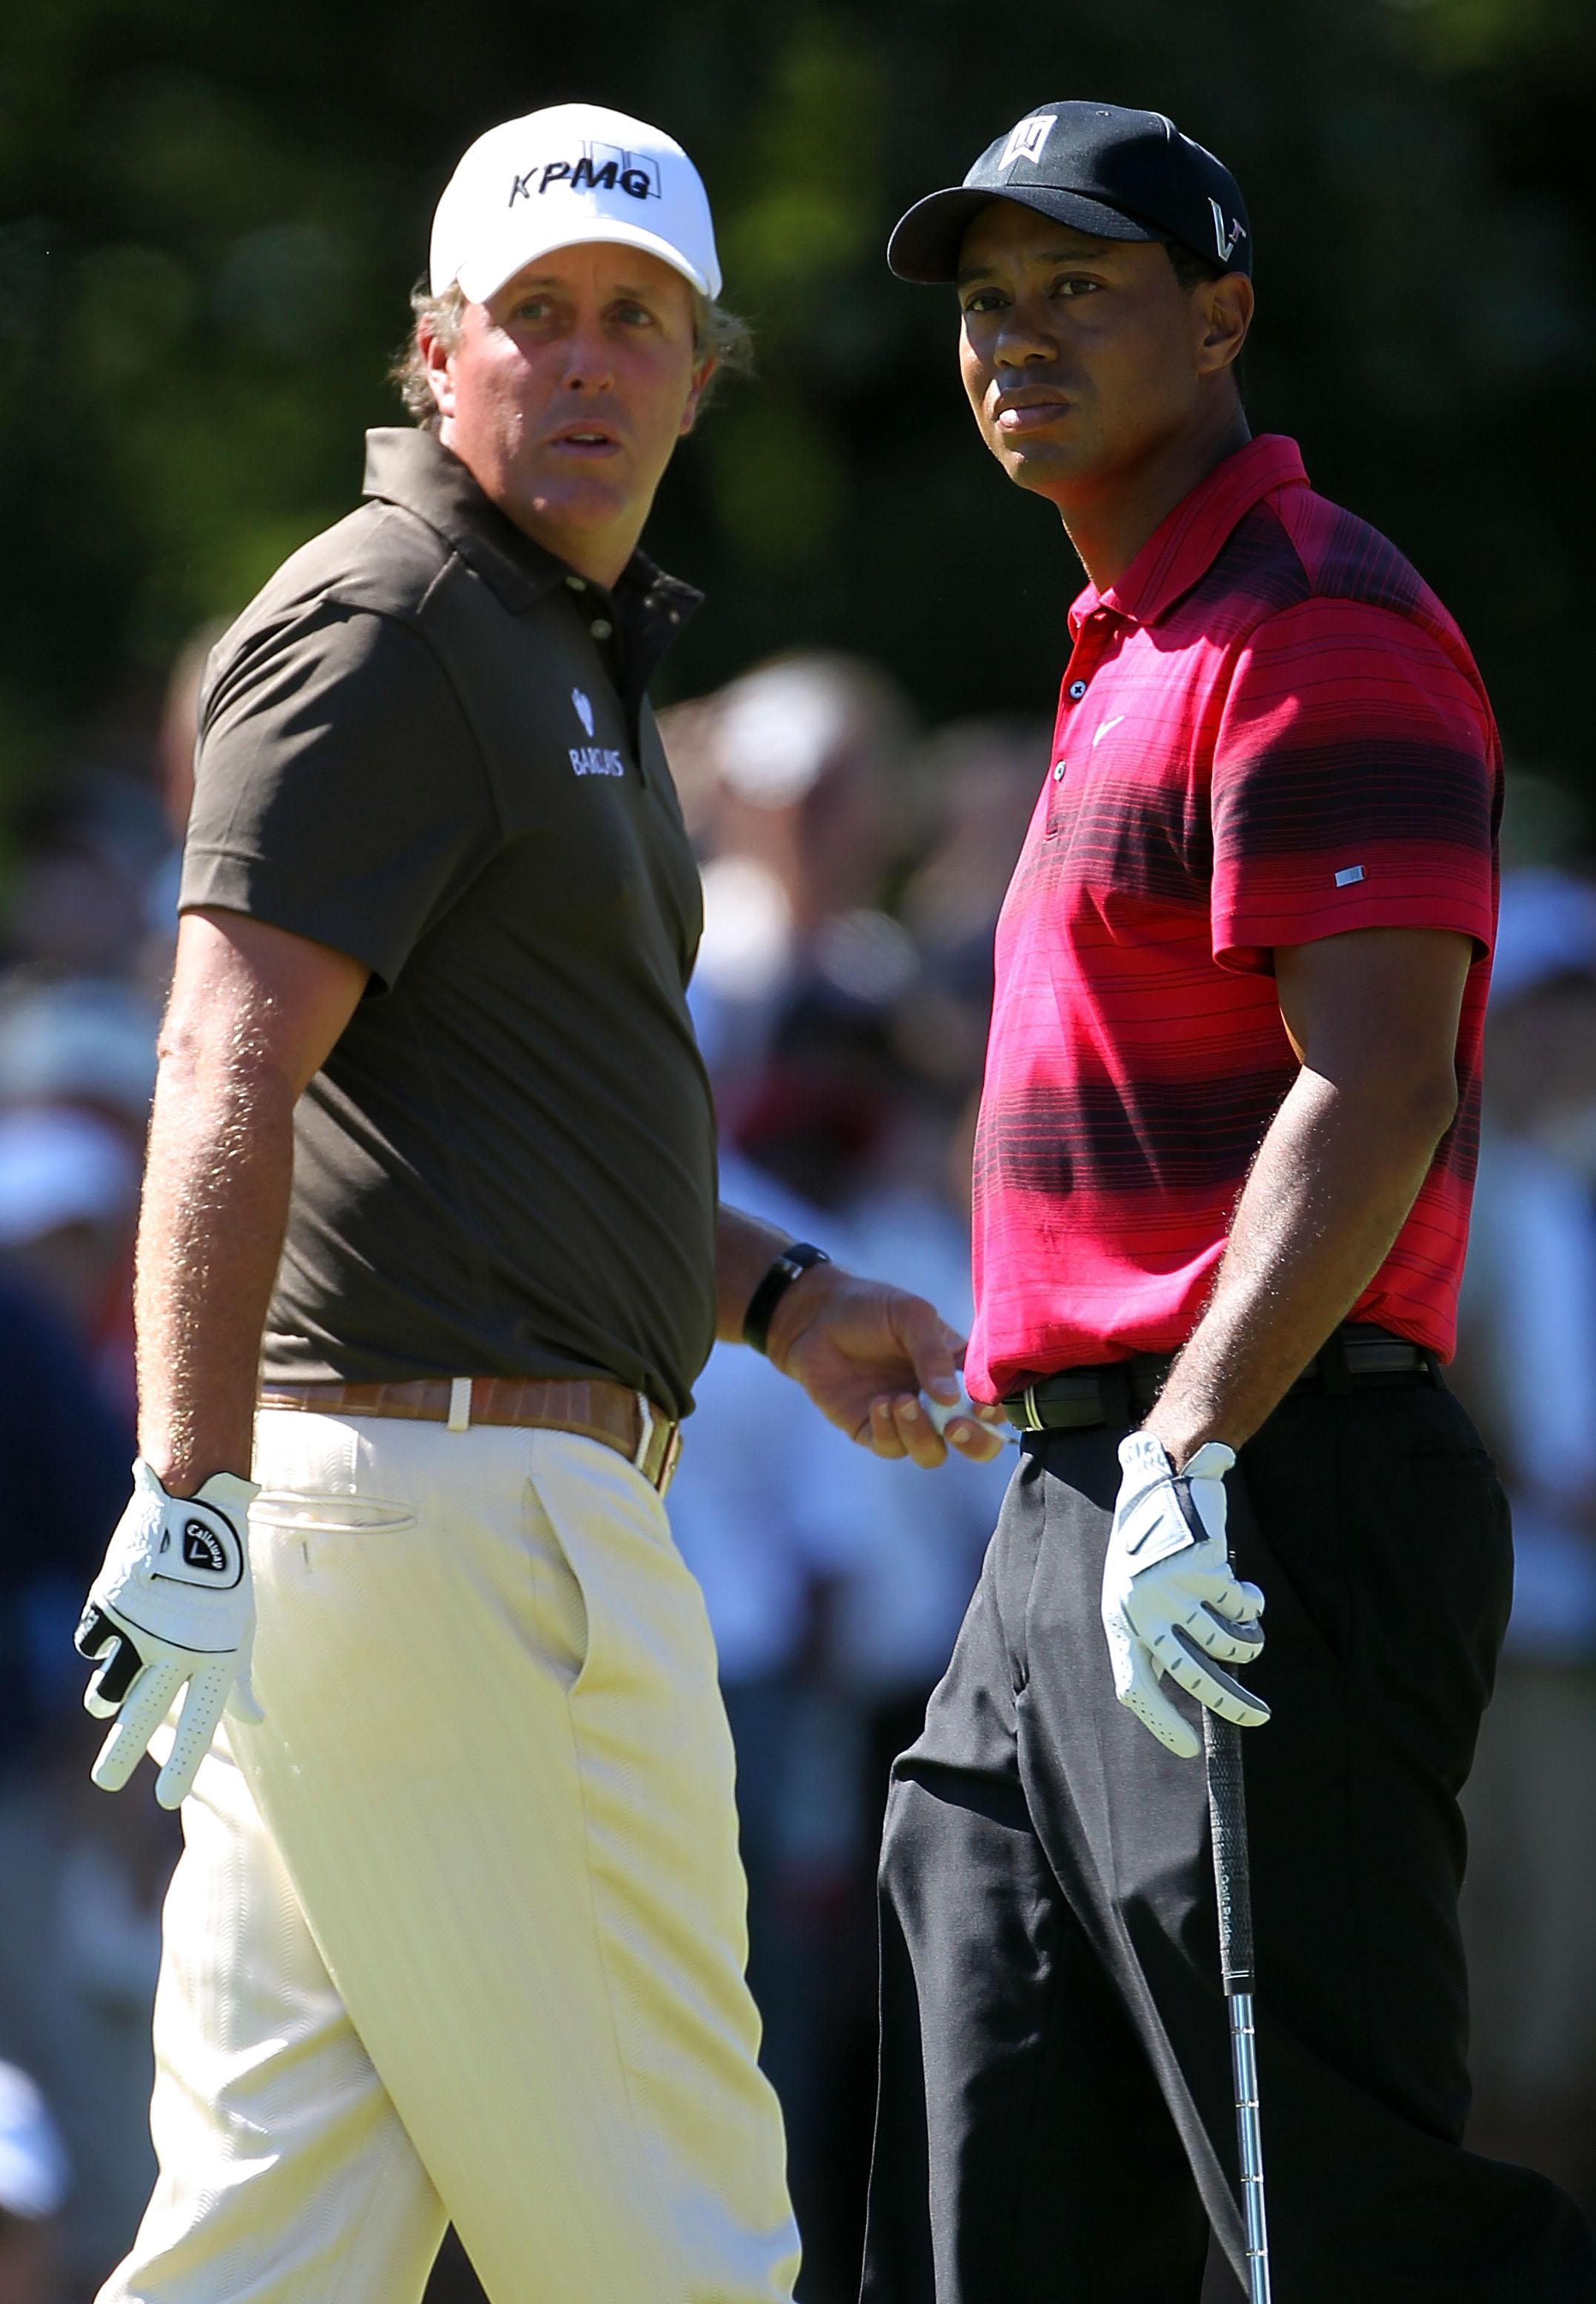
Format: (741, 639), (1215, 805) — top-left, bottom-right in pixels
(742, 1242), (831, 1356)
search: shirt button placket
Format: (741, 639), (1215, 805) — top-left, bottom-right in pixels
(1057, 616), (1117, 789)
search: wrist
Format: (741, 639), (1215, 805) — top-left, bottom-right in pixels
(1139, 1407), (1228, 1471)
(742, 1241), (832, 1358)
(139, 1447), (253, 1501)
(764, 1257), (845, 1374)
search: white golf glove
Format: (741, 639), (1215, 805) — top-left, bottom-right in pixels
(1101, 1432), (1269, 1760)
(75, 1459), (262, 1810)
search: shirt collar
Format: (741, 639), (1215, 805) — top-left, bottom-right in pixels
(360, 428), (702, 688)
(1068, 434), (1309, 637)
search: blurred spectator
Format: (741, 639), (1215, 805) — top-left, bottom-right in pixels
(894, 719), (1047, 1106)
(0, 1264), (162, 2300)
(667, 1146), (868, 2257)
(0, 1270), (132, 1773)
(664, 653), (911, 1090)
(898, 720), (1044, 957)
(0, 980), (158, 1143)
(0, 1111), (140, 1381)
(709, 655), (905, 934)
(1453, 867), (1596, 2221)
(0, 1264), (144, 2300)
(0, 754), (162, 2298)
(0, 2062), (68, 2304)
(0, 1722), (175, 2300)
(659, 674), (1040, 2297)
(4, 773), (170, 991)
(0, 874), (161, 1420)
(674, 1036), (1011, 2290)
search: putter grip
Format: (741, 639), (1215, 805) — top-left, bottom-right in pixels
(1203, 1709), (1256, 1995)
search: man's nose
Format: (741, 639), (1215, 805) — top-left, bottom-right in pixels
(560, 319), (615, 391)
(993, 317), (1055, 368)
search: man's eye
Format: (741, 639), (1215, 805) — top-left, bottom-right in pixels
(511, 299), (551, 322)
(1054, 276), (1100, 299)
(962, 290), (1005, 316)
(614, 302), (654, 326)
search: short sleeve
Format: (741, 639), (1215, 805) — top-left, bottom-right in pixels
(180, 604), (497, 989)
(1209, 599), (1497, 975)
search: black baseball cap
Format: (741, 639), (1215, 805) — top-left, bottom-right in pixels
(888, 101), (1251, 283)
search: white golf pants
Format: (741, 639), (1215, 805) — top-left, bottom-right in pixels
(100, 1412), (799, 2304)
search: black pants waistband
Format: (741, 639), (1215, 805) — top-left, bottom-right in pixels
(1002, 1323), (1440, 1435)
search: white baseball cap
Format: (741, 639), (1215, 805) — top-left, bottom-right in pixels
(430, 103), (722, 305)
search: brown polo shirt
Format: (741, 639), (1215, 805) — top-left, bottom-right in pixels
(182, 427), (716, 1418)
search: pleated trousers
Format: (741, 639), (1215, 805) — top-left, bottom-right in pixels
(862, 1378), (1596, 2303)
(101, 1411), (799, 2304)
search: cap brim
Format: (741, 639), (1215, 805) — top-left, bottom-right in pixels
(450, 218), (716, 305)
(887, 183), (1163, 284)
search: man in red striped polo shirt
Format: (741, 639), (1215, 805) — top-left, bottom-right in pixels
(861, 102), (1596, 2302)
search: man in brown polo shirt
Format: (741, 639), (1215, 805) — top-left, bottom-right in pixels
(72, 103), (1000, 2304)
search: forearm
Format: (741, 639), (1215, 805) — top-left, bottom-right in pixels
(135, 1046), (296, 1493)
(1144, 1064), (1452, 1464)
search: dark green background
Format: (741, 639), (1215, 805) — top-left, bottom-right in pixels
(1, 0), (1591, 795)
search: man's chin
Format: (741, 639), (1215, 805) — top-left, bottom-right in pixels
(993, 438), (1083, 500)
(499, 474), (634, 558)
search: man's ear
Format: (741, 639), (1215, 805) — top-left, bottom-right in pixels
(421, 322), (457, 422)
(678, 354), (718, 438)
(1194, 272), (1254, 379)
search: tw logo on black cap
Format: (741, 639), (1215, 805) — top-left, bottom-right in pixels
(888, 99), (1253, 287)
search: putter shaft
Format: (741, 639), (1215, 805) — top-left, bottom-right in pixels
(1228, 1987), (1271, 2303)
(1204, 1710), (1272, 2304)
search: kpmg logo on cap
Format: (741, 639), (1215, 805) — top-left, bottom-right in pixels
(999, 114), (1057, 173)
(1208, 198), (1247, 265)
(510, 144), (662, 208)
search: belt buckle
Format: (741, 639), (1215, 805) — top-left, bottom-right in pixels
(1009, 1384), (1043, 1433)
(633, 1394), (682, 1495)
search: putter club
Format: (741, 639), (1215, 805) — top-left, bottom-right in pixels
(1205, 1705), (1272, 2304)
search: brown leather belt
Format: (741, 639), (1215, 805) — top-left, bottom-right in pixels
(256, 1376), (682, 1495)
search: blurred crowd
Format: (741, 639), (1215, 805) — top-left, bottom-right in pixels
(1, 643), (1595, 2302)
(0, 663), (193, 2304)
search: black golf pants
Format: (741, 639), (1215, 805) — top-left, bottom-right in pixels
(862, 1378), (1596, 2303)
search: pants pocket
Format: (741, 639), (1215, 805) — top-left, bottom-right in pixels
(523, 1474), (590, 1694)
(251, 1493), (419, 1532)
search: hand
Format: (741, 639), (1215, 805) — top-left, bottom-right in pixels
(1100, 1432), (1268, 1759)
(75, 1459), (263, 1810)
(768, 1266), (1009, 1467)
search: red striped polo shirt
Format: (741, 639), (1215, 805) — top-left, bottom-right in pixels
(965, 433), (1500, 1401)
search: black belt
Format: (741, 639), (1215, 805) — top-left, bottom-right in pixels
(1003, 1324), (1438, 1435)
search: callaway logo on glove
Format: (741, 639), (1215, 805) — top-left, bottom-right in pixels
(1101, 1431), (1269, 1760)
(75, 1458), (262, 1810)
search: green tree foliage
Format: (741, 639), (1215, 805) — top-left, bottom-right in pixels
(0, 0), (1591, 786)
